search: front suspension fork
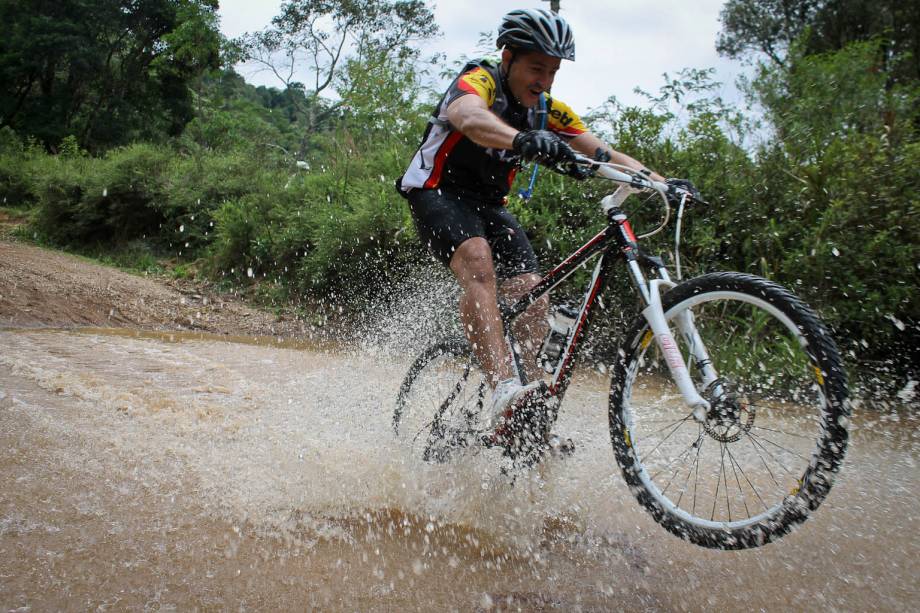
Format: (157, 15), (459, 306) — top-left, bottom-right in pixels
(639, 277), (720, 411)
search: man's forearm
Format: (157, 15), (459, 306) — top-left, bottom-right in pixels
(610, 150), (666, 183)
(446, 96), (518, 150)
(452, 107), (518, 150)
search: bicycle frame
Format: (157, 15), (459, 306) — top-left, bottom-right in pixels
(500, 183), (714, 415)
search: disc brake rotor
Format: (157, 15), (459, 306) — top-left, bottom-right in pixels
(701, 378), (755, 443)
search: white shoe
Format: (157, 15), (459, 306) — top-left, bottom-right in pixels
(487, 378), (544, 432)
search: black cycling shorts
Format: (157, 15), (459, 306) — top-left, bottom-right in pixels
(407, 188), (539, 279)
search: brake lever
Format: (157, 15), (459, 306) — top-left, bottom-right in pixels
(548, 157), (594, 179)
(680, 193), (710, 207)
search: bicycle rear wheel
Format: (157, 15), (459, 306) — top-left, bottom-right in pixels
(609, 272), (849, 549)
(393, 338), (489, 463)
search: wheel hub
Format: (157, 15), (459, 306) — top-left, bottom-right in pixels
(701, 379), (754, 443)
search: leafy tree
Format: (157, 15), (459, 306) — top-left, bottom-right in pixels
(717, 0), (920, 81)
(718, 2), (920, 375)
(745, 40), (919, 352)
(0, 0), (222, 151)
(180, 69), (303, 156)
(716, 0), (819, 66)
(237, 0), (439, 153)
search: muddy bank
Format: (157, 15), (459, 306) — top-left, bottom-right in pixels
(0, 237), (315, 338)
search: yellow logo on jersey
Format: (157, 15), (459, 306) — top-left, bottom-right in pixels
(459, 68), (496, 105)
(546, 98), (587, 134)
(549, 108), (574, 126)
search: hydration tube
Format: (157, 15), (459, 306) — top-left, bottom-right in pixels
(518, 92), (547, 201)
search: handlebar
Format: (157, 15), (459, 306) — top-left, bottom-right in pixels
(556, 154), (709, 250)
(568, 154), (708, 207)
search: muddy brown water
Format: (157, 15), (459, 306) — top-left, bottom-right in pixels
(1, 328), (917, 611)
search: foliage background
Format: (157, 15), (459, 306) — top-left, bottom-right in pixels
(1, 0), (917, 392)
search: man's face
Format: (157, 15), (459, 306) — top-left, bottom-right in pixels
(503, 49), (561, 107)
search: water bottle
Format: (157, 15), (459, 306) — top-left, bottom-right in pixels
(538, 305), (578, 373)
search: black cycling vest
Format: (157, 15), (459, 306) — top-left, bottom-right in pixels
(400, 59), (537, 204)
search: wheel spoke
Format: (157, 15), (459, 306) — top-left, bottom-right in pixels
(675, 425), (704, 509)
(711, 442), (727, 521)
(748, 430), (810, 464)
(692, 433), (704, 516)
(746, 431), (795, 480)
(652, 431), (705, 484)
(645, 413), (696, 435)
(641, 416), (698, 425)
(640, 414), (695, 460)
(750, 424), (815, 441)
(725, 444), (754, 516)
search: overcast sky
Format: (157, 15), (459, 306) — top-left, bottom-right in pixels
(218, 0), (745, 114)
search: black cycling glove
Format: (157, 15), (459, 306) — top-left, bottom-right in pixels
(512, 130), (577, 167)
(666, 178), (701, 202)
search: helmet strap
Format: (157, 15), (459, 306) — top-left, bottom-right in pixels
(500, 48), (525, 105)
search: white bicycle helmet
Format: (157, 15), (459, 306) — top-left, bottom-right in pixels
(496, 8), (575, 61)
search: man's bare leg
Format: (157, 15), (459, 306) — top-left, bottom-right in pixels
(449, 238), (513, 386)
(499, 272), (549, 382)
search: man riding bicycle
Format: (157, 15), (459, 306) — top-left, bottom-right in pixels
(397, 8), (675, 440)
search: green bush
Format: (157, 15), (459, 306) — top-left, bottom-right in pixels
(0, 128), (47, 207)
(29, 143), (172, 245)
(162, 150), (286, 258)
(30, 156), (96, 244)
(0, 154), (33, 207)
(85, 143), (172, 241)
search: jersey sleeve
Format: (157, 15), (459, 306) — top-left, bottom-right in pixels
(546, 97), (587, 137)
(446, 66), (497, 107)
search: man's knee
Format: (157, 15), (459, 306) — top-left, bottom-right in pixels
(450, 238), (496, 286)
(502, 272), (542, 299)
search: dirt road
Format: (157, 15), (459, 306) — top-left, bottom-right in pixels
(2, 235), (918, 611)
(0, 235), (311, 337)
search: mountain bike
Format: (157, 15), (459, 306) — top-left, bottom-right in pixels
(392, 157), (850, 550)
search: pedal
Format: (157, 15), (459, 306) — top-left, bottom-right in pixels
(490, 382), (549, 447)
(487, 384), (571, 465)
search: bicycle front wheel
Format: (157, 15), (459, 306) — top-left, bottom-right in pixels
(393, 338), (489, 463)
(609, 272), (849, 549)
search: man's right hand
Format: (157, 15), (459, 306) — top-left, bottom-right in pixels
(512, 130), (577, 166)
